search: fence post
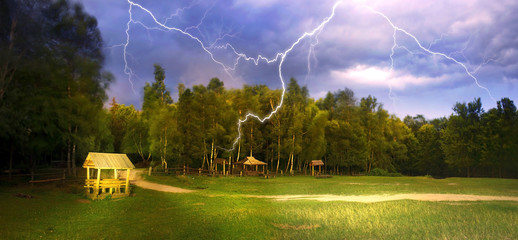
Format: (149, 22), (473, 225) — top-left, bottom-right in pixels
(183, 165), (186, 176)
(62, 169), (66, 184)
(31, 170), (34, 187)
(240, 171), (242, 177)
(148, 166), (152, 176)
(198, 168), (201, 176)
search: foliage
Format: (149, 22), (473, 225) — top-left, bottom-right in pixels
(0, 0), (111, 172)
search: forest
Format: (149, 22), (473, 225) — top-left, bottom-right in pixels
(1, 0), (517, 178)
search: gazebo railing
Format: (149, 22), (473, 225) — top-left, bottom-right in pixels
(85, 179), (128, 194)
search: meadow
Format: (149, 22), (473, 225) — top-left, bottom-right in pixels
(1, 174), (517, 239)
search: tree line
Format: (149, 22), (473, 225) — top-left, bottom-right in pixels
(1, 0), (516, 178)
(109, 64), (518, 178)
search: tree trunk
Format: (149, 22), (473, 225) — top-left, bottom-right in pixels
(163, 126), (168, 170)
(67, 135), (71, 175)
(276, 132), (280, 174)
(9, 144), (14, 181)
(210, 138), (214, 171)
(71, 127), (78, 176)
(202, 139), (207, 169)
(237, 139), (241, 163)
(250, 127), (253, 157)
(290, 134), (295, 174)
(285, 153), (291, 174)
(72, 142), (77, 177)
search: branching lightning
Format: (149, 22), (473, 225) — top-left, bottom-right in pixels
(119, 0), (496, 153)
(122, 0), (342, 152)
(362, 5), (496, 103)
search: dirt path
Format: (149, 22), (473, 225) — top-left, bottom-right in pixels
(133, 180), (195, 193)
(128, 170), (518, 201)
(128, 169), (196, 193)
(246, 194), (518, 203)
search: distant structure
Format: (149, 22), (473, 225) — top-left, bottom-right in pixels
(310, 160), (324, 176)
(213, 158), (229, 175)
(83, 152), (135, 200)
(233, 156), (267, 176)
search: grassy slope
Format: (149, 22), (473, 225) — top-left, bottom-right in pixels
(1, 176), (517, 239)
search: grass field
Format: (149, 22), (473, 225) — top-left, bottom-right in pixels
(1, 174), (517, 239)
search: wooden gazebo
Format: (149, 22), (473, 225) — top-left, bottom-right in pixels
(213, 158), (229, 175)
(310, 160), (324, 176)
(83, 152), (135, 200)
(233, 156), (267, 176)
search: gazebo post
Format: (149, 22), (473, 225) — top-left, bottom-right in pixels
(125, 169), (130, 194)
(312, 165), (314, 176)
(87, 167), (90, 180)
(223, 161), (226, 176)
(96, 168), (101, 195)
(319, 165), (321, 175)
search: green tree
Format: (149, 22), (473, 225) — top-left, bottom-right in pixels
(415, 124), (444, 176)
(442, 98), (484, 177)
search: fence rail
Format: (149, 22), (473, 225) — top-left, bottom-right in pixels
(0, 169), (67, 185)
(149, 166), (216, 176)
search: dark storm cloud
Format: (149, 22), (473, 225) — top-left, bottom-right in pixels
(80, 0), (518, 118)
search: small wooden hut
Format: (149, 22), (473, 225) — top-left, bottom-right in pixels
(233, 156), (267, 176)
(310, 160), (324, 176)
(83, 152), (135, 200)
(213, 158), (229, 175)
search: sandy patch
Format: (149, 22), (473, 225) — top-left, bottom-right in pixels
(192, 202), (205, 205)
(133, 180), (195, 193)
(340, 182), (410, 186)
(273, 223), (320, 230)
(124, 169), (196, 193)
(247, 194), (518, 203)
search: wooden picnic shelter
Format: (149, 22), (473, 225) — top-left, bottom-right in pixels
(233, 156), (267, 176)
(310, 160), (324, 176)
(83, 152), (135, 200)
(213, 158), (230, 175)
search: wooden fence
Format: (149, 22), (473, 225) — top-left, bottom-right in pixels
(1, 169), (66, 185)
(148, 166), (279, 178)
(148, 166), (216, 176)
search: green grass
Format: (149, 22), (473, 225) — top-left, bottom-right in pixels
(1, 175), (518, 239)
(145, 174), (518, 196)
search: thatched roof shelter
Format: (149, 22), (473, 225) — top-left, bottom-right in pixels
(83, 152), (135, 169)
(234, 156), (267, 166)
(310, 160), (324, 176)
(213, 158), (230, 175)
(310, 160), (324, 166)
(82, 152), (135, 200)
(233, 156), (267, 175)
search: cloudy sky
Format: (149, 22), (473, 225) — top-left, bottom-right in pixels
(80, 0), (518, 119)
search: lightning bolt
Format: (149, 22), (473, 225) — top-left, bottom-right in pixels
(362, 5), (496, 103)
(122, 0), (342, 152)
(120, 0), (496, 153)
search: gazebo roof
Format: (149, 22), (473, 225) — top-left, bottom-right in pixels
(310, 160), (324, 166)
(82, 152), (135, 169)
(234, 156), (267, 166)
